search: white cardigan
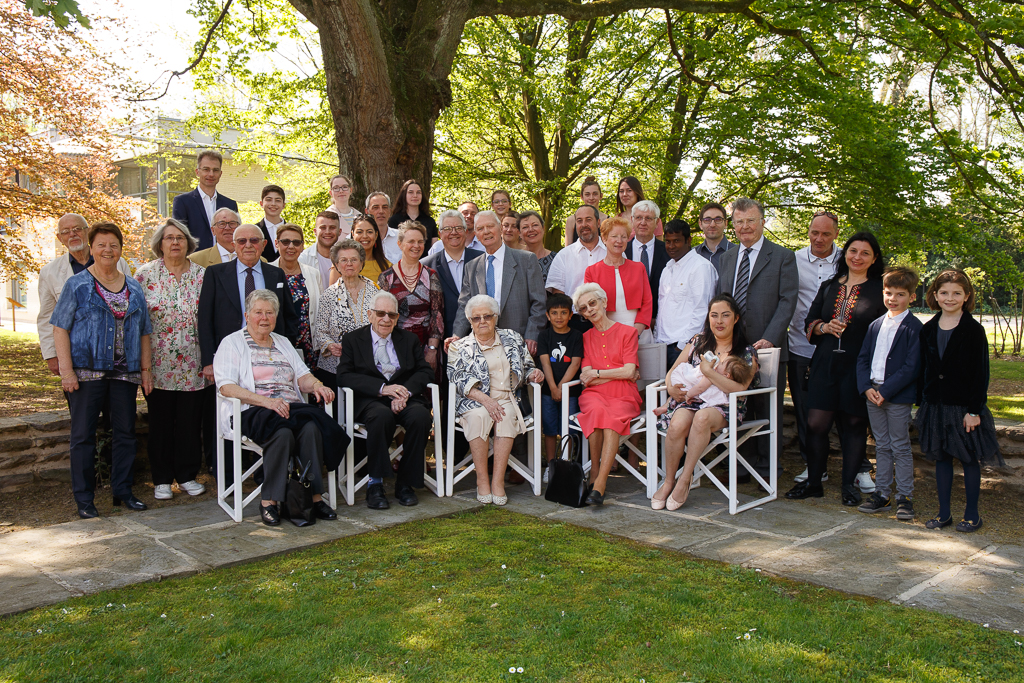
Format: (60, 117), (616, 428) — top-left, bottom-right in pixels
(213, 330), (311, 438)
(270, 258), (322, 327)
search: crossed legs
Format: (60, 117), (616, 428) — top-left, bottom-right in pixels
(587, 428), (622, 495)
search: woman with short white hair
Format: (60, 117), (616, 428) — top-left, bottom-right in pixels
(448, 294), (543, 505)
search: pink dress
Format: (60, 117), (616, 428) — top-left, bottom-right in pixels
(577, 322), (642, 436)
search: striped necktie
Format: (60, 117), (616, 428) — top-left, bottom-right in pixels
(733, 248), (752, 313)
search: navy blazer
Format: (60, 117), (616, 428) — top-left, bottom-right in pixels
(421, 247), (483, 339)
(625, 239), (670, 323)
(171, 188), (239, 251)
(255, 218), (279, 261)
(855, 312), (923, 404)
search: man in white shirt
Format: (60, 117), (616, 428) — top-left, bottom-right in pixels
(256, 184), (286, 261)
(427, 200), (484, 255)
(189, 208), (241, 268)
(656, 219), (718, 366)
(546, 205), (607, 300)
(299, 211), (341, 289)
(365, 191), (402, 263)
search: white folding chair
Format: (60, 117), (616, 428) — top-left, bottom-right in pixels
(446, 381), (543, 496)
(336, 383), (445, 505)
(645, 347), (780, 514)
(560, 343), (666, 498)
(216, 395), (339, 522)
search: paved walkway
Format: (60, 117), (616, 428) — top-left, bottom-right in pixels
(1, 478), (1022, 632)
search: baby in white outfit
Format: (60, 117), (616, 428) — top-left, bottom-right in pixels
(653, 354), (753, 414)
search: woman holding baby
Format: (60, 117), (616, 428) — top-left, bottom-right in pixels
(652, 293), (758, 511)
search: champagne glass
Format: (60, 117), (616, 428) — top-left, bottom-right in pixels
(833, 289), (850, 354)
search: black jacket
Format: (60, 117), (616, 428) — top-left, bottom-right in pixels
(625, 239), (670, 323)
(255, 218), (279, 261)
(171, 188), (238, 251)
(197, 261), (298, 366)
(919, 312), (989, 414)
(335, 325), (434, 418)
(420, 247), (483, 338)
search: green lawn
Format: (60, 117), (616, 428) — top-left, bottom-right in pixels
(2, 510), (1020, 682)
(988, 357), (1024, 422)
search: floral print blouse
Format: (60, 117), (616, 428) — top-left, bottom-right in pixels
(286, 272), (317, 370)
(313, 276), (379, 374)
(377, 264), (445, 346)
(134, 259), (206, 392)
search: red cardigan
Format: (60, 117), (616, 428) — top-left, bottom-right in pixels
(583, 260), (653, 329)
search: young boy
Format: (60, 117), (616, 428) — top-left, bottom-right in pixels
(258, 184), (287, 261)
(855, 267), (923, 520)
(538, 294), (584, 475)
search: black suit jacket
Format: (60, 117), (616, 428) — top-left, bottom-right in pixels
(197, 261), (298, 366)
(420, 247), (483, 338)
(335, 325), (434, 417)
(918, 312), (989, 415)
(171, 188), (239, 251)
(625, 239), (670, 322)
(256, 219), (279, 261)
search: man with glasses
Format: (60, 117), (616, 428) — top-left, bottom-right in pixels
(172, 149), (239, 250)
(694, 201), (734, 272)
(190, 208), (244, 268)
(337, 291), (434, 509)
(428, 201), (484, 255)
(626, 200), (671, 326)
(298, 211), (342, 292)
(421, 209), (484, 339)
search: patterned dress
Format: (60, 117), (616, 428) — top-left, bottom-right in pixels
(378, 263), (445, 346)
(134, 259), (206, 391)
(313, 276), (379, 374)
(286, 272), (317, 370)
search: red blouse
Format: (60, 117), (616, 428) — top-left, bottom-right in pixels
(583, 260), (653, 328)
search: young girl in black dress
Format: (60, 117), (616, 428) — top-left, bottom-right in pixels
(917, 270), (1003, 532)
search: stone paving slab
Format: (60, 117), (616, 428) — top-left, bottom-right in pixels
(904, 564), (1024, 632)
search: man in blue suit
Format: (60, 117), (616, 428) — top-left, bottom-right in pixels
(420, 209), (483, 339)
(171, 149), (239, 250)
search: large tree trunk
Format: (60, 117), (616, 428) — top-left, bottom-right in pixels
(289, 0), (471, 206)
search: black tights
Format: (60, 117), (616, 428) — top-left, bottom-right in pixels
(805, 409), (869, 487)
(934, 455), (981, 523)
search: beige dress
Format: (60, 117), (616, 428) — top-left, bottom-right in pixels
(459, 337), (526, 441)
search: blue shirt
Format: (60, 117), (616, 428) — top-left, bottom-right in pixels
(236, 259), (265, 327)
(69, 253), (93, 274)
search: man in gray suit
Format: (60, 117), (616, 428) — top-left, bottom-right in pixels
(449, 210), (546, 355)
(717, 197), (798, 479)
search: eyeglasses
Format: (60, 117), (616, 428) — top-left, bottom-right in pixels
(234, 237), (263, 246)
(331, 184), (351, 192)
(578, 299), (600, 310)
(162, 235), (186, 243)
(440, 226), (465, 233)
(58, 226), (85, 237)
(371, 309), (399, 320)
(813, 210), (839, 221)
(470, 314), (496, 324)
(700, 217), (725, 225)
(335, 257), (361, 265)
(277, 239), (303, 247)
(732, 218), (761, 227)
(214, 221), (240, 229)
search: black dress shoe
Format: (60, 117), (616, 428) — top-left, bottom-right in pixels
(260, 503), (281, 526)
(395, 484), (419, 507)
(586, 489), (605, 506)
(112, 495), (148, 511)
(312, 500), (337, 520)
(841, 485), (862, 507)
(77, 502), (99, 519)
(785, 481), (824, 499)
(366, 483), (390, 510)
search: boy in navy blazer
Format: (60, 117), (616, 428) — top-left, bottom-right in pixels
(855, 268), (923, 520)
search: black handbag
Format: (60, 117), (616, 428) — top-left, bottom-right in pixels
(544, 432), (591, 507)
(281, 458), (316, 527)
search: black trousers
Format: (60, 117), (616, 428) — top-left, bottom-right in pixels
(314, 367), (338, 413)
(67, 379), (139, 503)
(741, 360), (787, 473)
(357, 399), (431, 487)
(787, 354), (813, 463)
(260, 422), (325, 502)
(146, 388), (203, 486)
(201, 384), (217, 472)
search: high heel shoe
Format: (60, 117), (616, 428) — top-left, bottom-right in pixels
(112, 495), (147, 511)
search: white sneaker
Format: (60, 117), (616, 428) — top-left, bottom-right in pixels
(856, 471), (876, 494)
(793, 468), (827, 483)
(178, 480), (206, 496)
(542, 469), (549, 484)
(154, 484), (173, 500)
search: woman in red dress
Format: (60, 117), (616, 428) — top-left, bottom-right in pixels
(573, 282), (642, 505)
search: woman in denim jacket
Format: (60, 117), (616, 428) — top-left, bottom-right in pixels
(51, 223), (153, 519)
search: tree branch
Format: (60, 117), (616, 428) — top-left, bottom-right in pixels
(470, 0), (756, 21)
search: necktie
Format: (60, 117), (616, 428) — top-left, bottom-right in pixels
(374, 338), (396, 380)
(733, 248), (752, 313)
(640, 243), (650, 275)
(244, 267), (255, 301)
(486, 254), (496, 298)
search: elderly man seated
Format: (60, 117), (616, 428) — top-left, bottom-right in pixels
(214, 289), (347, 526)
(447, 295), (544, 506)
(336, 291), (434, 510)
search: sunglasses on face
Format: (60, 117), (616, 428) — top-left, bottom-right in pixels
(235, 237), (263, 246)
(470, 314), (496, 324)
(277, 239), (303, 247)
(371, 309), (399, 320)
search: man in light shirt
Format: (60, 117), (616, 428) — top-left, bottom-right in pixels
(171, 149), (239, 250)
(299, 211), (341, 290)
(421, 209), (484, 339)
(189, 208), (241, 268)
(256, 184), (286, 261)
(656, 219), (718, 366)
(546, 205), (607, 299)
(428, 200), (484, 255)
(366, 191), (402, 263)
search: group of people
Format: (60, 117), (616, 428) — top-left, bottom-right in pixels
(35, 149), (1001, 533)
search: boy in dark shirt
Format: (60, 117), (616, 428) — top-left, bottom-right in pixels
(538, 294), (584, 474)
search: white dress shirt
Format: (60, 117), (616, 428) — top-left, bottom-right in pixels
(656, 249), (719, 346)
(545, 239), (607, 299)
(383, 227), (402, 264)
(445, 248), (468, 293)
(870, 309), (909, 384)
(264, 218), (284, 244)
(485, 244), (507, 306)
(200, 188), (218, 227)
(731, 235), (765, 293)
(788, 244), (841, 358)
(217, 243), (236, 262)
(235, 260), (265, 324)
(629, 236), (656, 275)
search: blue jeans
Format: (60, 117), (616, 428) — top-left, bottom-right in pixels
(541, 394), (579, 436)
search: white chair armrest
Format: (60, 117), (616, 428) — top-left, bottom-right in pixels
(730, 386), (777, 399)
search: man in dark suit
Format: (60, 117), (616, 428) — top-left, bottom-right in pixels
(336, 291), (434, 510)
(171, 149), (239, 251)
(717, 197), (798, 480)
(256, 184), (286, 261)
(625, 199), (671, 324)
(421, 209), (483, 338)
(451, 210), (546, 355)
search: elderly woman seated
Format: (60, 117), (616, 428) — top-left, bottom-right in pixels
(214, 289), (349, 526)
(448, 294), (544, 505)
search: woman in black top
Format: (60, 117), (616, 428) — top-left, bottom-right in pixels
(917, 270), (1002, 532)
(787, 232), (887, 506)
(388, 179), (438, 245)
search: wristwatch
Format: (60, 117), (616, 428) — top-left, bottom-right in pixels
(968, 413), (979, 417)
(427, 345), (438, 350)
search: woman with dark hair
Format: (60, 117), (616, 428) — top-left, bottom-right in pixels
(652, 294), (758, 510)
(787, 231), (888, 506)
(389, 179), (438, 244)
(490, 189), (513, 222)
(565, 176), (607, 246)
(347, 214), (391, 284)
(518, 211), (554, 280)
(501, 210), (524, 250)
(615, 176), (662, 238)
